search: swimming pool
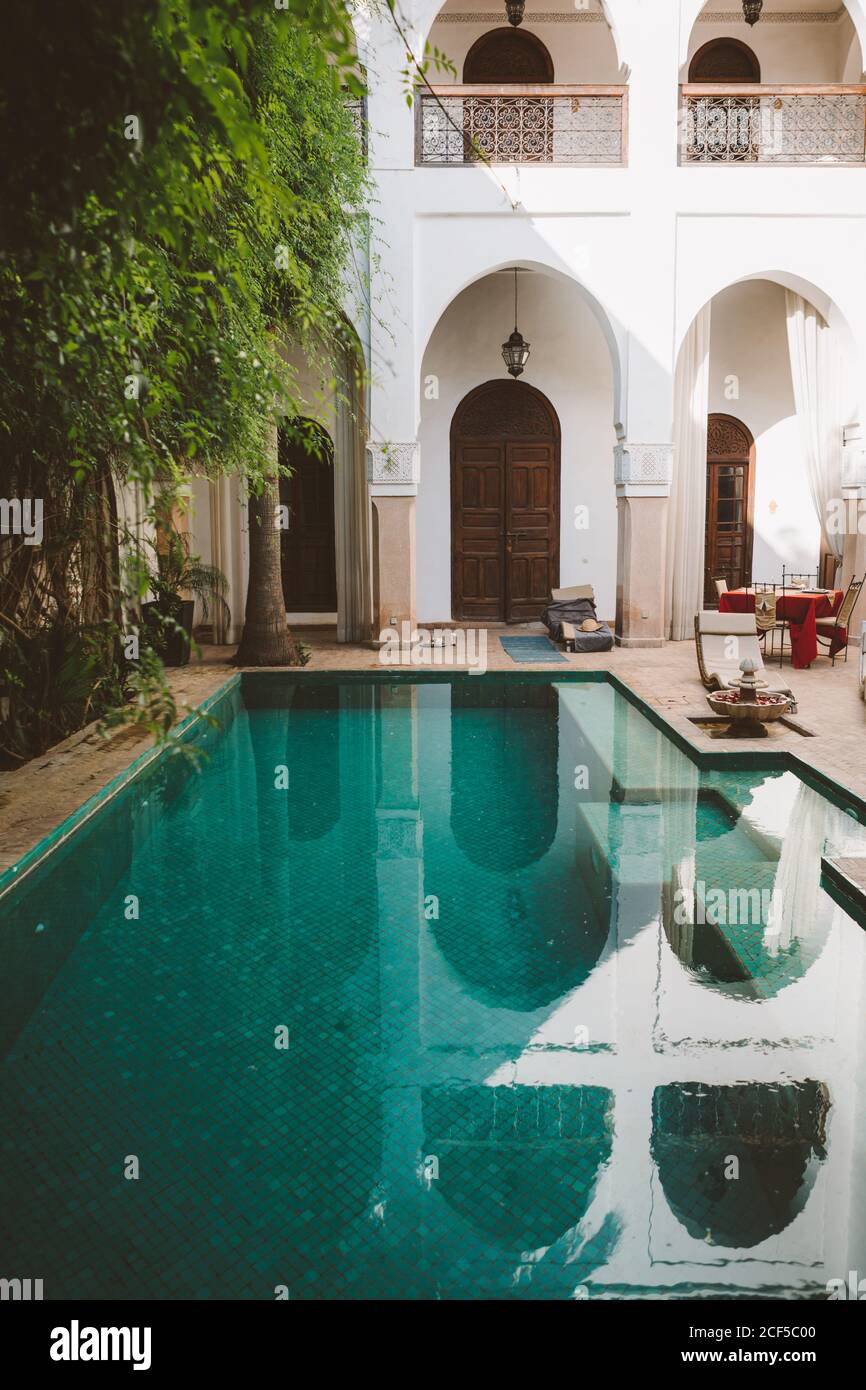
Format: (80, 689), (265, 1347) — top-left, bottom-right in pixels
(2, 672), (866, 1300)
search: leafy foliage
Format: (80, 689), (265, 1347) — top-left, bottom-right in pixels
(0, 0), (367, 492)
(0, 0), (367, 760)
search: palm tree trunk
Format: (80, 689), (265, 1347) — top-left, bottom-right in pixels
(235, 421), (299, 666)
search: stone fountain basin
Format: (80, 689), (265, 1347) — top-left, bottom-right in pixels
(706, 690), (790, 723)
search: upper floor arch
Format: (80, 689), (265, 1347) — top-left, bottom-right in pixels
(418, 254), (626, 439)
(678, 270), (863, 426)
(680, 0), (865, 82)
(416, 0), (626, 82)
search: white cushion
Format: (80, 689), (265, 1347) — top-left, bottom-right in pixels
(552, 584), (595, 602)
(697, 610), (758, 637)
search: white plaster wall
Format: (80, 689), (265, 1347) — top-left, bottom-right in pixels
(707, 279), (820, 580)
(842, 14), (866, 78)
(417, 270), (617, 621)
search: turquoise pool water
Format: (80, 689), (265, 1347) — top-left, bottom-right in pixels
(2, 673), (866, 1300)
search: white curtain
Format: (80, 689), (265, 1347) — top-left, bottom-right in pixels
(210, 475), (248, 645)
(784, 291), (844, 563)
(666, 303), (712, 640)
(334, 342), (373, 643)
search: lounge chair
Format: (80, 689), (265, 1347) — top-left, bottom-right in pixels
(551, 585), (594, 650)
(544, 584), (613, 653)
(694, 611), (796, 711)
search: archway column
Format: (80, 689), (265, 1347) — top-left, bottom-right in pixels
(369, 442), (419, 638)
(614, 443), (672, 648)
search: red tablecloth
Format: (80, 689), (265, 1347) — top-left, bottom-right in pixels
(719, 589), (844, 669)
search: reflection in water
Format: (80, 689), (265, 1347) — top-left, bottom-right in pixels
(450, 680), (559, 871)
(662, 778), (842, 1000)
(652, 1082), (829, 1248)
(432, 875), (610, 1013)
(286, 684), (341, 841)
(433, 678), (610, 1011)
(1, 677), (865, 1299)
(423, 1085), (613, 1250)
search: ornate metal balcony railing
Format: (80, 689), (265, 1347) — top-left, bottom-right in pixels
(417, 85), (628, 166)
(681, 85), (866, 165)
(345, 93), (368, 159)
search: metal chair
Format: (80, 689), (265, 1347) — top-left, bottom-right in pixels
(815, 576), (863, 665)
(754, 590), (779, 656)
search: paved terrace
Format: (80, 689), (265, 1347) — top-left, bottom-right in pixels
(1, 625), (864, 882)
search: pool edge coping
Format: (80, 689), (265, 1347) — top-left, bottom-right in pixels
(3, 665), (866, 918)
(0, 674), (241, 903)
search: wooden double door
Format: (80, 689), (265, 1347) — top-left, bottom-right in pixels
(451, 381), (560, 623)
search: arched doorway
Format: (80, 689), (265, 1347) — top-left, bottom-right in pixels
(463, 27), (554, 83)
(703, 413), (755, 606)
(688, 38), (760, 83)
(278, 419), (337, 613)
(451, 379), (560, 622)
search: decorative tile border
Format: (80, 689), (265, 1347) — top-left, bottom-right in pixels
(436, 7), (846, 22)
(614, 442), (673, 496)
(438, 10), (604, 21)
(699, 9), (845, 22)
(366, 440), (419, 489)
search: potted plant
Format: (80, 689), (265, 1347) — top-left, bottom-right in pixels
(141, 528), (230, 667)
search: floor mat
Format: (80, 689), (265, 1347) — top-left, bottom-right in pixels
(498, 635), (567, 663)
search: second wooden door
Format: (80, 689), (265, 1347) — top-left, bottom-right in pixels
(703, 413), (755, 606)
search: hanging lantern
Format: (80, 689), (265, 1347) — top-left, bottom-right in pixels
(502, 269), (531, 379)
(505, 0), (526, 27)
(742, 0), (763, 25)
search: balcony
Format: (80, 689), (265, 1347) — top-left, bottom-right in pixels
(416, 86), (628, 168)
(345, 93), (368, 160)
(681, 85), (866, 166)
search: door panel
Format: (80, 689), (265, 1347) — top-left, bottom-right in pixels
(452, 445), (505, 621)
(505, 443), (558, 622)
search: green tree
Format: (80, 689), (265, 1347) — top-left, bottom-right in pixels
(0, 1), (367, 759)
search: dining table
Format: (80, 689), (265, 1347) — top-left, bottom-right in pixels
(718, 587), (845, 670)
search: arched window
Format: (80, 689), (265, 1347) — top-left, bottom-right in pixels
(463, 27), (554, 84)
(689, 38), (761, 83)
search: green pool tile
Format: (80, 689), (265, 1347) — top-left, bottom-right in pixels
(1, 677), (865, 1299)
